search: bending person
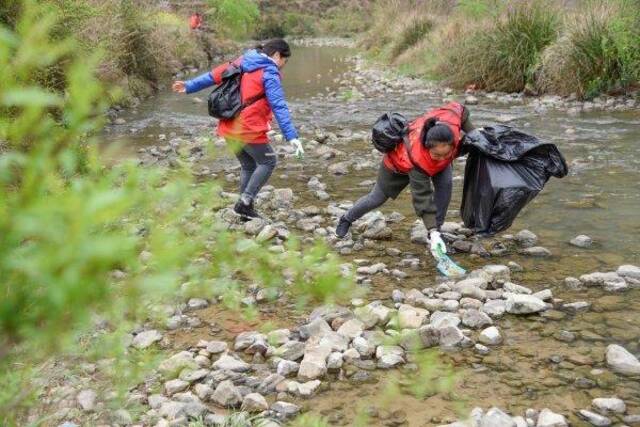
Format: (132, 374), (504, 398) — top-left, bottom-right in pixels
(336, 102), (474, 252)
(173, 38), (303, 220)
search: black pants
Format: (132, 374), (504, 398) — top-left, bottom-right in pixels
(344, 163), (453, 229)
(233, 142), (277, 202)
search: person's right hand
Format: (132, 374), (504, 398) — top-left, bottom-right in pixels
(172, 81), (186, 93)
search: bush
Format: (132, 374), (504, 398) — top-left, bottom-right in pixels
(206, 0), (260, 39)
(390, 16), (433, 59)
(437, 2), (558, 92)
(537, 1), (640, 98)
(1, 3), (354, 424)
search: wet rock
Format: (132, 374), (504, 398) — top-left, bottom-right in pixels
(554, 331), (576, 343)
(483, 265), (511, 282)
(504, 282), (532, 294)
(272, 188), (294, 210)
(508, 261), (523, 272)
(165, 379), (189, 396)
(398, 304), (429, 329)
(606, 344), (640, 376)
(378, 353), (404, 369)
(515, 230), (538, 247)
(475, 343), (490, 355)
(455, 281), (487, 301)
(353, 336), (375, 357)
(244, 218), (268, 236)
(158, 352), (198, 379)
(592, 397), (625, 415)
(418, 325), (440, 348)
(337, 318), (365, 338)
(359, 211), (392, 240)
(462, 310), (493, 329)
(241, 393), (269, 412)
(328, 161), (351, 175)
(271, 401), (300, 418)
(158, 401), (187, 420)
(257, 373), (286, 394)
(287, 379), (321, 397)
(533, 289), (553, 301)
(623, 414), (640, 424)
(537, 408), (568, 426)
(194, 383), (213, 401)
(77, 389), (97, 412)
(327, 352), (343, 370)
(580, 272), (624, 288)
(132, 330), (162, 350)
(298, 342), (331, 380)
(276, 360), (299, 377)
(479, 326), (502, 345)
(563, 301), (590, 313)
(482, 299), (507, 318)
(506, 294), (546, 314)
(452, 240), (473, 253)
(570, 235), (592, 248)
(577, 409), (611, 426)
(439, 326), (465, 347)
(410, 221), (429, 244)
(275, 341), (305, 361)
(480, 407), (515, 426)
(187, 298), (209, 310)
(212, 354), (250, 372)
(299, 317), (332, 340)
(617, 264), (640, 285)
(212, 380), (242, 407)
(521, 246), (552, 257)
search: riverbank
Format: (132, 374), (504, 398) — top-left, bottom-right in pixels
(35, 40), (640, 427)
(361, 0), (640, 100)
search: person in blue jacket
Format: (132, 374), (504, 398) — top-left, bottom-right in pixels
(173, 39), (303, 220)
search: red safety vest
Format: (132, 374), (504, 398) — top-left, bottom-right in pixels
(383, 102), (465, 176)
(210, 58), (273, 144)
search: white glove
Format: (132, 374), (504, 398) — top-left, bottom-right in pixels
(429, 230), (447, 256)
(289, 138), (304, 159)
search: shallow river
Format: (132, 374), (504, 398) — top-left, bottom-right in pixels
(106, 44), (640, 425)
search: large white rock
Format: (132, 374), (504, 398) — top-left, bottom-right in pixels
(212, 354), (250, 372)
(606, 344), (640, 376)
(592, 397), (626, 414)
(398, 304), (429, 329)
(131, 330), (162, 350)
(577, 409), (612, 426)
(337, 318), (365, 339)
(430, 311), (461, 329)
(480, 407), (516, 427)
(506, 294), (546, 314)
(211, 380), (242, 407)
(298, 342), (331, 380)
(241, 393), (269, 412)
(479, 326), (502, 345)
(536, 408), (568, 427)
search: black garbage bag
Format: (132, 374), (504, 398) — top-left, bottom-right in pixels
(371, 112), (408, 153)
(460, 125), (568, 234)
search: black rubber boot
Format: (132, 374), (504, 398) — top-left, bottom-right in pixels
(335, 216), (352, 238)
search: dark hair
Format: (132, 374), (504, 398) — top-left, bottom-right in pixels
(421, 117), (454, 148)
(256, 38), (291, 58)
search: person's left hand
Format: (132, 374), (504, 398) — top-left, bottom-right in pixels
(289, 138), (304, 159)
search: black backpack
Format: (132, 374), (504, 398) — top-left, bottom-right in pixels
(371, 112), (408, 153)
(207, 63), (265, 119)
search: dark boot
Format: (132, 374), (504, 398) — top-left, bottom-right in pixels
(335, 216), (352, 238)
(234, 199), (262, 221)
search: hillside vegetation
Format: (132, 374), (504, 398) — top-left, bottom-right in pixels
(362, 0), (640, 98)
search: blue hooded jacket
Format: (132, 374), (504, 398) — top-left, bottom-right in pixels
(184, 49), (298, 142)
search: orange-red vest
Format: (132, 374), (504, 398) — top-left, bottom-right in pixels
(383, 102), (465, 175)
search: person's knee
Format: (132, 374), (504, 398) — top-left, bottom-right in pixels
(262, 154), (277, 170)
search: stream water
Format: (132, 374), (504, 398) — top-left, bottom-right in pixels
(105, 44), (640, 425)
